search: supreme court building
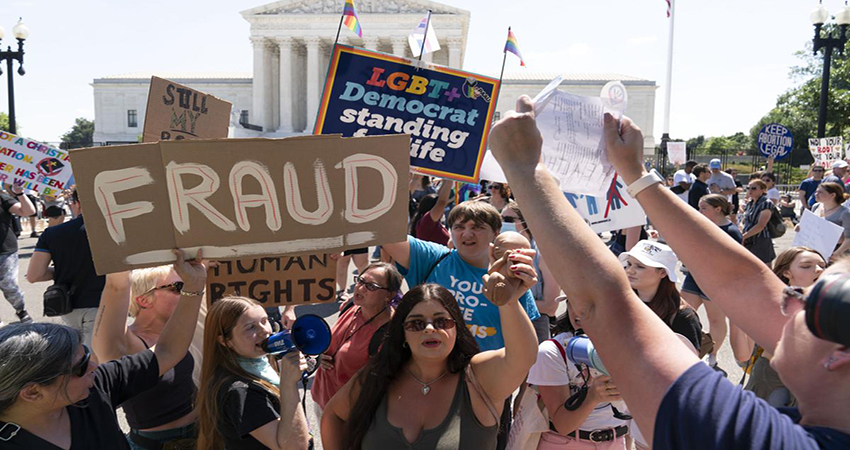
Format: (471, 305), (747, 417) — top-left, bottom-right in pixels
(92, 0), (657, 153)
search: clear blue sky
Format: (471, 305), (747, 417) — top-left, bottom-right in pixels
(0, 0), (835, 144)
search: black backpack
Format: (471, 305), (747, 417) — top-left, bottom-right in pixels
(766, 202), (786, 239)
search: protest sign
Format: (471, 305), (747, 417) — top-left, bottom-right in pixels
(0, 131), (73, 195)
(757, 123), (793, 161)
(314, 44), (500, 183)
(667, 141), (686, 165)
(207, 254), (337, 305)
(479, 152), (645, 234)
(793, 209), (843, 259)
(71, 133), (410, 274)
(142, 76), (232, 143)
(808, 136), (844, 168)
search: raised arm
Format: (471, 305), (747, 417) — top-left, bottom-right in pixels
(152, 249), (205, 376)
(7, 187), (36, 217)
(382, 240), (411, 269)
(471, 252), (539, 402)
(488, 96), (699, 441)
(428, 179), (454, 222)
(92, 271), (135, 362)
(601, 116), (787, 354)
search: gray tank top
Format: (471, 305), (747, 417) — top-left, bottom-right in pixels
(361, 368), (498, 450)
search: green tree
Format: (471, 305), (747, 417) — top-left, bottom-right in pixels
(60, 117), (94, 149)
(751, 29), (849, 166)
(0, 112), (9, 132)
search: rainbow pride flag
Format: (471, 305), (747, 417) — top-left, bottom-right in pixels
(504, 29), (525, 66)
(343, 0), (362, 38)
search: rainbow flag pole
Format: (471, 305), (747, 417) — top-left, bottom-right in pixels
(334, 0), (363, 46)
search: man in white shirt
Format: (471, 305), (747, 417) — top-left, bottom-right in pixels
(672, 160), (697, 203)
(706, 158), (738, 202)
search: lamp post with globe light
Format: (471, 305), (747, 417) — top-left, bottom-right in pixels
(811, 2), (850, 138)
(0, 18), (29, 135)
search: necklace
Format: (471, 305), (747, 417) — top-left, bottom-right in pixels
(328, 306), (387, 360)
(407, 368), (449, 395)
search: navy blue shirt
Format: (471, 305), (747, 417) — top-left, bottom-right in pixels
(655, 363), (850, 449)
(799, 178), (822, 207)
(688, 179), (710, 210)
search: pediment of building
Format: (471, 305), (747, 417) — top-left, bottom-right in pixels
(242, 0), (468, 17)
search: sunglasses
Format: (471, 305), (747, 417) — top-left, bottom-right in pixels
(813, 169), (825, 172)
(72, 345), (92, 377)
(144, 281), (184, 295)
(502, 216), (524, 224)
(489, 185), (502, 190)
(354, 275), (387, 292)
(747, 186), (761, 191)
(403, 317), (457, 332)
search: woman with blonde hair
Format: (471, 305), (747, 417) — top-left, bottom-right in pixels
(93, 263), (200, 449)
(196, 296), (309, 450)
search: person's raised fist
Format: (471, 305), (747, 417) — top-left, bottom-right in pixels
(488, 95), (543, 177)
(602, 113), (646, 185)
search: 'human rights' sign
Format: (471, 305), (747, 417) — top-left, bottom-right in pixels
(314, 45), (500, 183)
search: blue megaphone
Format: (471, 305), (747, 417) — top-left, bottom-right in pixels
(261, 314), (331, 356)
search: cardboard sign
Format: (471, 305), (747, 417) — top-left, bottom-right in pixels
(808, 136), (844, 168)
(314, 45), (500, 183)
(142, 76), (232, 142)
(207, 254), (337, 305)
(0, 131), (73, 195)
(758, 123), (793, 160)
(71, 134), (410, 274)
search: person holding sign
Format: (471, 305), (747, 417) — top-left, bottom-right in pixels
(804, 182), (850, 260)
(487, 95), (850, 449)
(92, 264), (201, 449)
(0, 249), (205, 449)
(321, 276), (538, 450)
(196, 297), (310, 450)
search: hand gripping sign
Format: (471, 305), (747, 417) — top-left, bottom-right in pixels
(70, 134), (410, 275)
(314, 45), (500, 183)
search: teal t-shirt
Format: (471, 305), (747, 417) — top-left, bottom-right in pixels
(397, 236), (540, 351)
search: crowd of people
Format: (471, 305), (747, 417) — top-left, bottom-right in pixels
(0, 97), (847, 450)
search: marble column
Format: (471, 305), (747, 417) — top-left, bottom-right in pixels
(447, 37), (462, 69)
(305, 36), (322, 132)
(276, 37), (294, 133)
(270, 45), (280, 131)
(363, 37), (380, 51)
(263, 42), (275, 132)
(391, 37), (407, 57)
(250, 36), (266, 129)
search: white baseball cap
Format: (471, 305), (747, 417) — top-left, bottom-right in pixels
(832, 160), (849, 169)
(618, 240), (679, 283)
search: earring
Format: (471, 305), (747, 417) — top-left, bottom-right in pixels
(403, 342), (409, 349)
(825, 357), (836, 371)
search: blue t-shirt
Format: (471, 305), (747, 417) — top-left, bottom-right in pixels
(655, 362), (850, 449)
(799, 178), (822, 207)
(398, 236), (540, 351)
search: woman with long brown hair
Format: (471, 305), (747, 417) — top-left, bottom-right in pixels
(808, 182), (850, 259)
(619, 240), (702, 352)
(321, 265), (538, 450)
(196, 297), (309, 450)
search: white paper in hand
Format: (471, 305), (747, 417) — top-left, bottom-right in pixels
(533, 80), (628, 196)
(793, 209), (843, 259)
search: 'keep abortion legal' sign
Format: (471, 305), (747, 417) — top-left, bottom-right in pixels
(757, 123), (793, 160)
(0, 131), (73, 195)
(314, 45), (500, 183)
(70, 134), (410, 274)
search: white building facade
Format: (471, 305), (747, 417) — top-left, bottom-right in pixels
(92, 0), (657, 153)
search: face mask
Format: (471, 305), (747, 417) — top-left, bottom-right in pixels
(236, 356), (279, 386)
(500, 222), (518, 234)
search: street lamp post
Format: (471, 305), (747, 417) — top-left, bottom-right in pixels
(811, 2), (850, 138)
(0, 18), (29, 135)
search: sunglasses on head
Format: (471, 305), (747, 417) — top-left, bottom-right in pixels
(403, 317), (456, 332)
(144, 281), (184, 295)
(72, 345), (91, 377)
(354, 275), (387, 292)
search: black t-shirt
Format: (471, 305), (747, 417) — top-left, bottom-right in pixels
(655, 362), (850, 449)
(0, 350), (160, 449)
(0, 193), (19, 256)
(688, 179), (710, 210)
(218, 376), (281, 449)
(34, 216), (105, 309)
(671, 306), (702, 352)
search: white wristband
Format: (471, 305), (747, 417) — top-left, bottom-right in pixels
(626, 171), (663, 198)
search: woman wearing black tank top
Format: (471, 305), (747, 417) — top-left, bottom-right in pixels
(92, 264), (200, 449)
(322, 249), (539, 450)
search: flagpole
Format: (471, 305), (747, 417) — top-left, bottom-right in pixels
(498, 27), (510, 84)
(662, 0), (675, 137)
(333, 12), (344, 46)
(418, 10), (432, 62)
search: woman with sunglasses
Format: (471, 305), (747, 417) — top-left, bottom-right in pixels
(92, 262), (202, 449)
(741, 179), (775, 265)
(484, 183), (512, 212)
(322, 265), (539, 449)
(0, 250), (205, 449)
(312, 263), (402, 420)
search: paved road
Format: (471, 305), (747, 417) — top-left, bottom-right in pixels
(0, 226), (799, 448)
